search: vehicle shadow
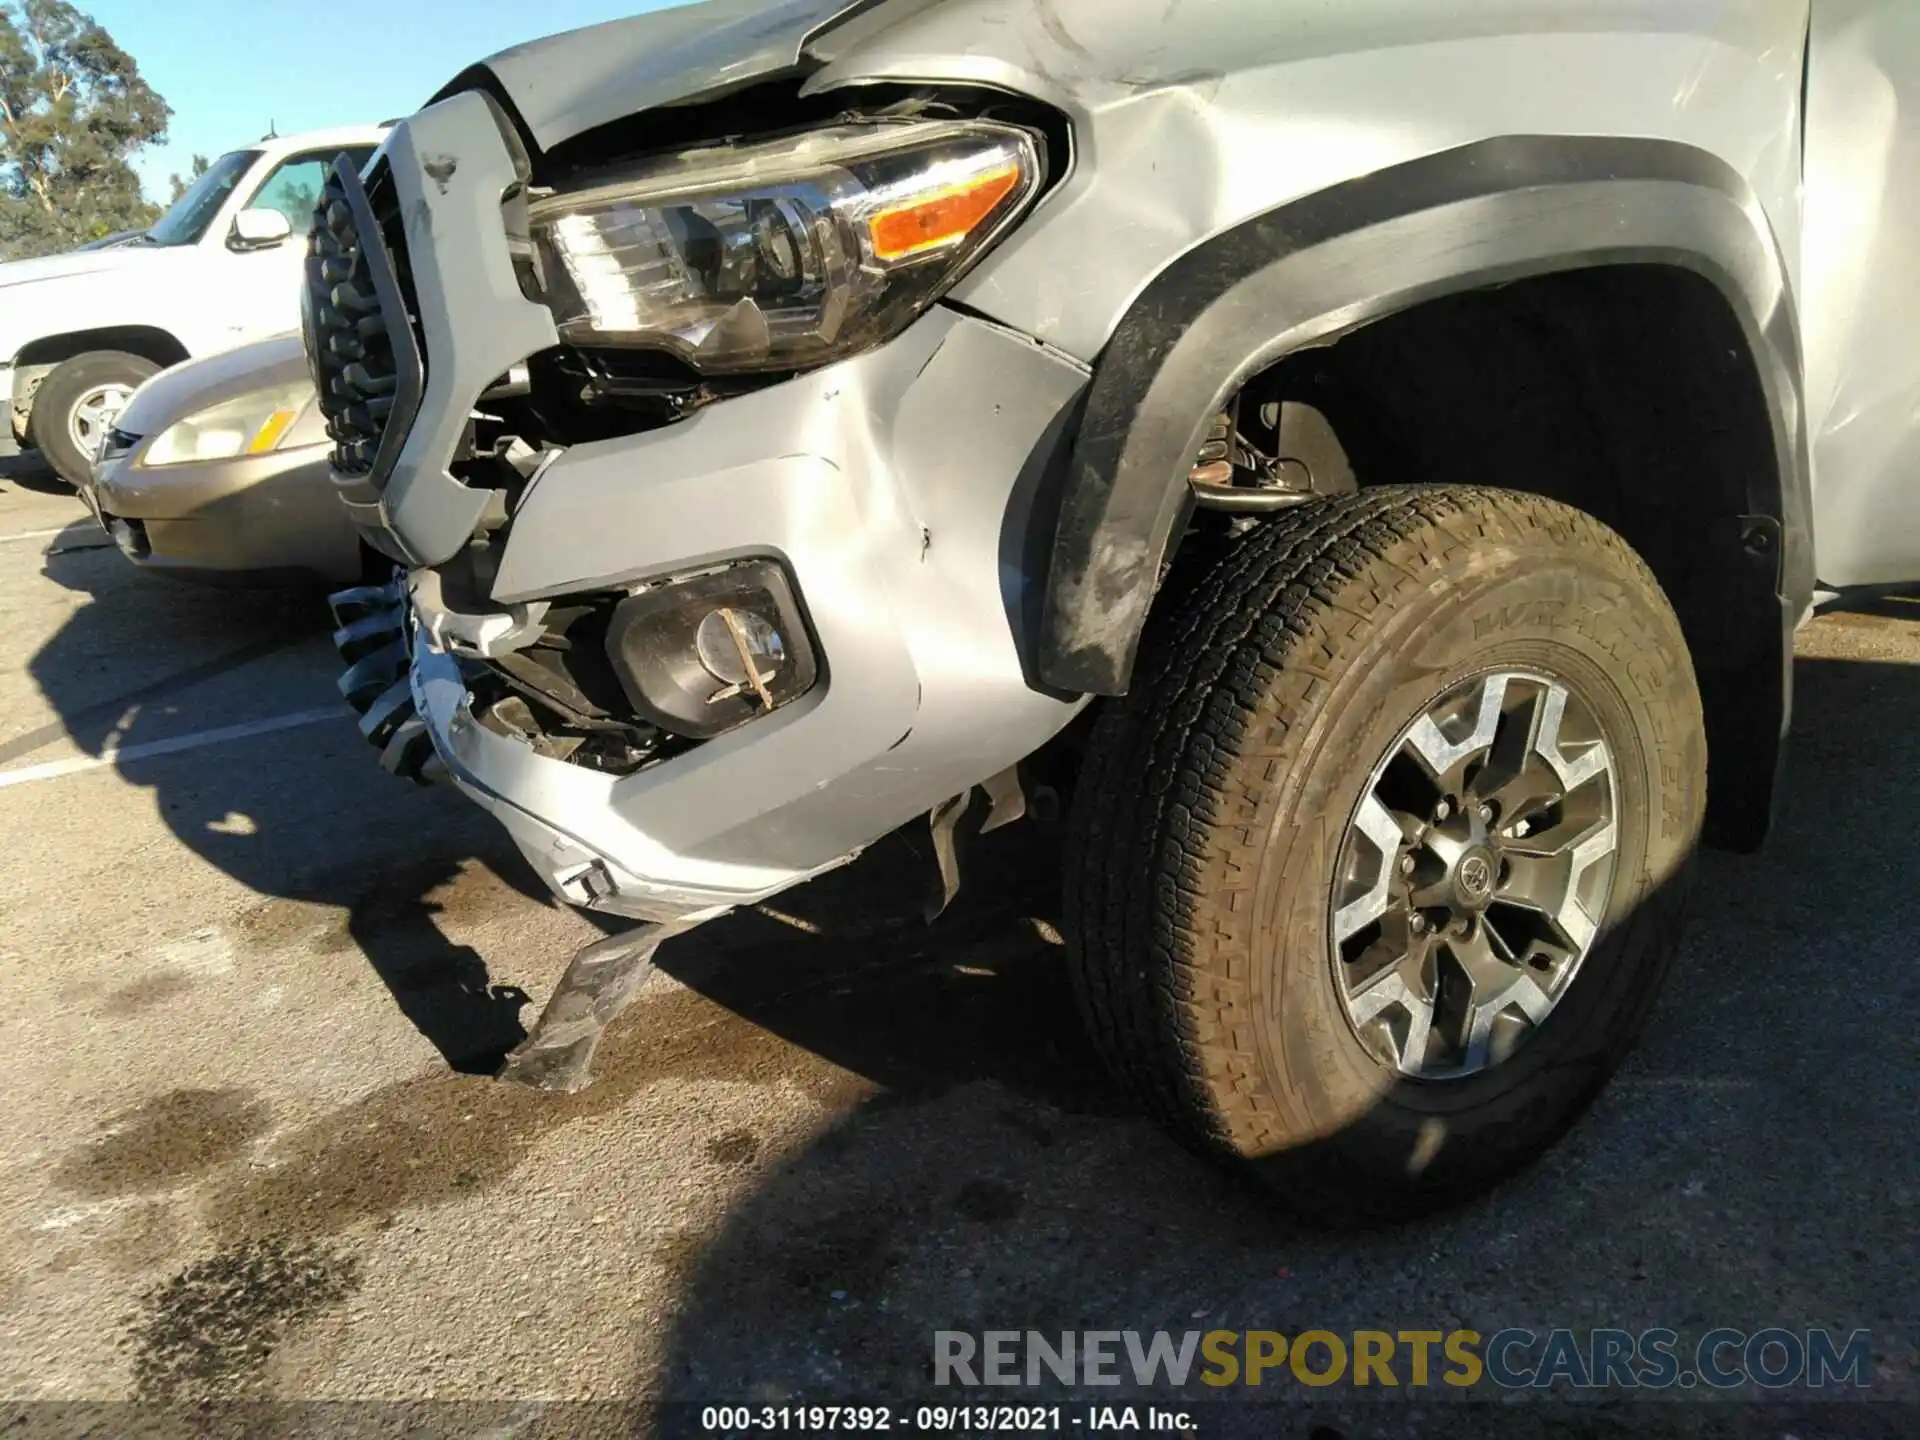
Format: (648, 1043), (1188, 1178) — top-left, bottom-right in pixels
(631, 627), (1916, 1435)
(21, 543), (547, 1072)
(0, 448), (66, 493)
(13, 531), (1912, 1430)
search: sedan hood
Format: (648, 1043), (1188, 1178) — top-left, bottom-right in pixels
(437, 0), (886, 152)
(117, 333), (311, 440)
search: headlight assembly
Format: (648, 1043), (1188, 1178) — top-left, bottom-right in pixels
(140, 381), (314, 467)
(530, 118), (1044, 374)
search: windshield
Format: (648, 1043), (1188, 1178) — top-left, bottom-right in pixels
(147, 150), (260, 248)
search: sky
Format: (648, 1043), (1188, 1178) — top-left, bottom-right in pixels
(87, 0), (686, 202)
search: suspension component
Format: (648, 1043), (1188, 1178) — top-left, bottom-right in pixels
(1187, 406), (1315, 513)
(1189, 410), (1237, 488)
(1187, 399), (1357, 513)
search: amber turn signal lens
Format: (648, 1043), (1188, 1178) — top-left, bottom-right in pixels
(245, 407), (302, 455)
(868, 163), (1024, 262)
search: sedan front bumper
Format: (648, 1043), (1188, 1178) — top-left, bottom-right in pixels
(91, 444), (365, 586)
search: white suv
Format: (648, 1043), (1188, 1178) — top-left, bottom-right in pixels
(0, 123), (388, 484)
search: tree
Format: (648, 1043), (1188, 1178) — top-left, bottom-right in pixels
(0, 0), (170, 260)
(166, 151), (206, 203)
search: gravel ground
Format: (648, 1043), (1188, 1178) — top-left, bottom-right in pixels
(0, 477), (1911, 1438)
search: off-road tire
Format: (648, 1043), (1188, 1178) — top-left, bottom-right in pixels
(1065, 486), (1706, 1220)
(31, 350), (159, 486)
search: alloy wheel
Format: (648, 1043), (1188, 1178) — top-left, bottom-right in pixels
(68, 383), (135, 460)
(1329, 669), (1619, 1079)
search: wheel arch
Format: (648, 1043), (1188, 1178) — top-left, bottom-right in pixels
(1038, 135), (1810, 851)
(13, 326), (191, 380)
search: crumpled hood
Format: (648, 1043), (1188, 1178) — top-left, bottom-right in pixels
(0, 248), (141, 290)
(437, 0), (887, 152)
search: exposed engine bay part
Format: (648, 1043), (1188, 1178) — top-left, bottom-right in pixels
(328, 578), (443, 785)
(1187, 400), (1358, 513)
(352, 553), (685, 779)
(390, 557), (823, 777)
(496, 917), (707, 1093)
(335, 570), (670, 779)
(465, 601), (681, 777)
(411, 566), (550, 658)
(923, 763), (1040, 920)
(480, 363), (531, 401)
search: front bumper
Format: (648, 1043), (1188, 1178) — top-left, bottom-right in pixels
(363, 306), (1086, 921)
(90, 445), (364, 585)
(325, 97), (1095, 922)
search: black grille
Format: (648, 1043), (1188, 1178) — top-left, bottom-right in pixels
(302, 155), (424, 492)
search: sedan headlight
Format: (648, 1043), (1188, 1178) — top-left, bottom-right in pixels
(140, 380), (314, 467)
(530, 118), (1044, 374)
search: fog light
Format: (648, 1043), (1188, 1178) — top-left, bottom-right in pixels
(694, 608), (785, 698)
(605, 561), (818, 740)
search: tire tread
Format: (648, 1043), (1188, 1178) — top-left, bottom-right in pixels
(1064, 486), (1701, 1207)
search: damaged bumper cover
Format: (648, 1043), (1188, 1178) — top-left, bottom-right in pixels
(322, 93), (1093, 926)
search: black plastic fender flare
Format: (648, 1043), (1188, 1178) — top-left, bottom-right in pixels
(1037, 135), (1812, 707)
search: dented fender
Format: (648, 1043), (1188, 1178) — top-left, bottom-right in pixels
(1032, 136), (1811, 698)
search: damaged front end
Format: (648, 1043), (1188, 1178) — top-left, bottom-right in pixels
(307, 64), (1091, 1087)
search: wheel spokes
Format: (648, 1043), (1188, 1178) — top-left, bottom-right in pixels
(1406, 673), (1509, 780)
(1534, 681), (1610, 792)
(1347, 946), (1436, 1072)
(1469, 681), (1545, 803)
(1331, 669), (1618, 1080)
(1332, 792), (1412, 943)
(70, 385), (133, 451)
(1497, 816), (1617, 952)
(1460, 962), (1555, 1072)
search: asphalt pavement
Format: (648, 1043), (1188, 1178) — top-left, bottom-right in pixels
(0, 474), (1911, 1437)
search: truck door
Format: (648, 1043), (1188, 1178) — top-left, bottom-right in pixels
(219, 148), (376, 346)
(1803, 1), (1920, 586)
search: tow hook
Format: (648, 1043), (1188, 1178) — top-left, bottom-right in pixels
(327, 577), (441, 784)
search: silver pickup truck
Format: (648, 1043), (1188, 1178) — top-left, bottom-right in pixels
(305, 0), (1912, 1218)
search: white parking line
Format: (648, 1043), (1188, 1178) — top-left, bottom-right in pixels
(0, 707), (349, 790)
(0, 525), (86, 544)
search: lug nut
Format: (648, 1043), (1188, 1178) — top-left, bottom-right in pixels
(1434, 799), (1452, 822)
(1400, 854), (1416, 875)
(1477, 803), (1494, 823)
(1409, 912), (1428, 935)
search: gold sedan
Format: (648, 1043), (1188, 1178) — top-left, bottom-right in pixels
(83, 334), (368, 586)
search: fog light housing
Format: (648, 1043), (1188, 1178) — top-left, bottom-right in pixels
(605, 561), (818, 740)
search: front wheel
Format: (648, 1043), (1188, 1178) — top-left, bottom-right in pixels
(30, 350), (159, 486)
(1066, 487), (1706, 1220)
